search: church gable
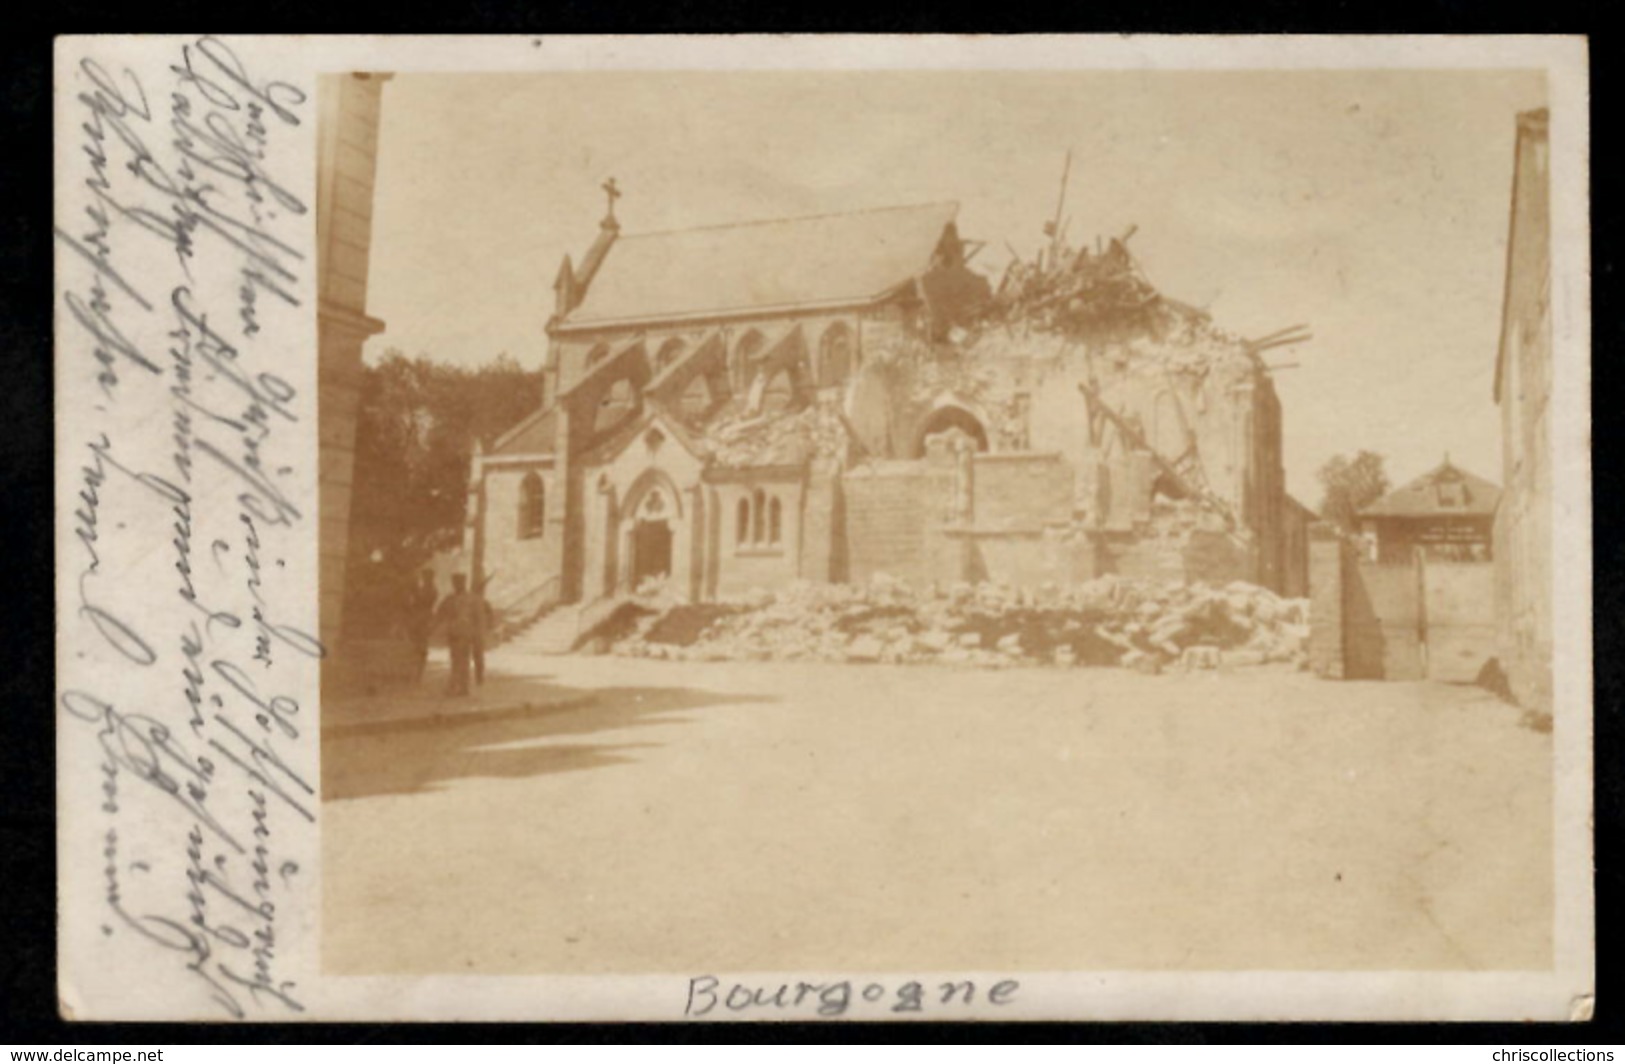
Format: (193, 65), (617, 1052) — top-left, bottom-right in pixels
(557, 337), (656, 448)
(740, 325), (815, 418)
(581, 405), (708, 475)
(645, 331), (732, 425)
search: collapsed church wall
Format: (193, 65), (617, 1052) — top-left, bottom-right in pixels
(828, 292), (1295, 593)
(834, 419), (1268, 596)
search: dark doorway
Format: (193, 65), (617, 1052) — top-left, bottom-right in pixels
(631, 519), (673, 588)
(912, 406), (989, 457)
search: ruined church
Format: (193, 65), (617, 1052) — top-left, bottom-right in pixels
(466, 185), (1308, 641)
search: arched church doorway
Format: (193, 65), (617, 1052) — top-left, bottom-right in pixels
(632, 519), (673, 589)
(627, 483), (675, 591)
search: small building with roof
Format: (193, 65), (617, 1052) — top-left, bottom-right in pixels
(1358, 458), (1501, 564)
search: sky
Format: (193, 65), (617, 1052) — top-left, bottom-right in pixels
(363, 69), (1546, 500)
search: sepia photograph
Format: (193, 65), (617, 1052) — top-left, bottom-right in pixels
(52, 35), (1589, 1024)
(317, 67), (1560, 983)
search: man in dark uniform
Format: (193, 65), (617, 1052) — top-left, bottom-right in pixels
(407, 570), (438, 682)
(471, 576), (496, 687)
(435, 573), (479, 697)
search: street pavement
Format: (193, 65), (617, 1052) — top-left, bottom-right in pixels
(322, 648), (1552, 975)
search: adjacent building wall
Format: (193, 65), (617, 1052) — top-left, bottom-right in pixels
(1279, 497), (1315, 599)
(1493, 109), (1554, 714)
(316, 73), (389, 658)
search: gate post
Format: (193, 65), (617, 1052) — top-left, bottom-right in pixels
(1308, 532), (1346, 678)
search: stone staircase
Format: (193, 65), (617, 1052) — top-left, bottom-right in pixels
(496, 591), (645, 656)
(500, 601), (587, 655)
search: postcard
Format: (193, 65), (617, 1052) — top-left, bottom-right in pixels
(54, 34), (1591, 1022)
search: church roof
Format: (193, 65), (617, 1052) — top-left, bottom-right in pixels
(489, 404), (558, 457)
(556, 201), (961, 331)
(1359, 460), (1501, 519)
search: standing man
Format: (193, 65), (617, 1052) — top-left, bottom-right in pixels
(408, 569), (438, 683)
(435, 573), (478, 697)
(471, 575), (496, 687)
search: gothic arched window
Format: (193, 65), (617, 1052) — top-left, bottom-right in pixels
(769, 496), (783, 545)
(519, 472), (545, 540)
(736, 496), (751, 544)
(751, 488), (766, 544)
(761, 370), (794, 415)
(734, 331), (766, 393)
(817, 323), (853, 388)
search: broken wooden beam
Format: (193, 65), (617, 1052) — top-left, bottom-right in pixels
(1250, 332), (1312, 355)
(1075, 380), (1237, 530)
(1245, 324), (1311, 349)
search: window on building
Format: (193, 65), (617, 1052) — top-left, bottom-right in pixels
(761, 370), (794, 415)
(519, 472), (545, 539)
(817, 324), (853, 388)
(733, 490), (786, 551)
(679, 375), (711, 421)
(734, 331), (766, 393)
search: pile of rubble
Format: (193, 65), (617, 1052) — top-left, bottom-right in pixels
(972, 228), (1299, 382)
(986, 232), (1205, 343)
(610, 575), (1309, 672)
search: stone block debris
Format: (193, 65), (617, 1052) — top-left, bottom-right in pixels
(607, 574), (1309, 671)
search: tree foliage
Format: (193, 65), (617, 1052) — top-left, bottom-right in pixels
(348, 349), (544, 576)
(1316, 449), (1389, 533)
